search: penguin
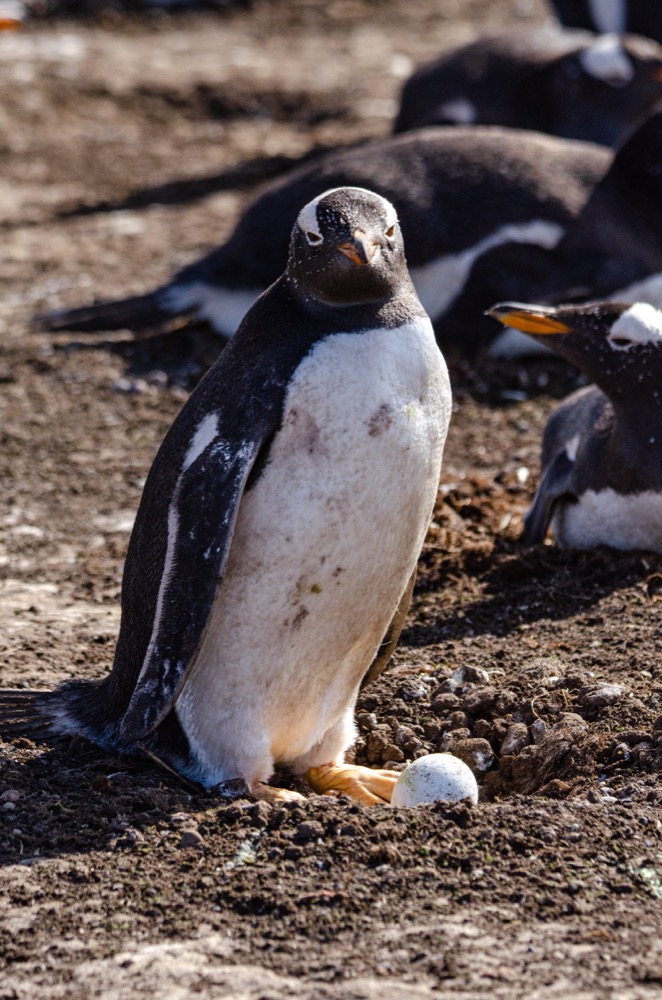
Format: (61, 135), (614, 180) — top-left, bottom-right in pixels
(392, 26), (662, 147)
(550, 0), (662, 45)
(464, 107), (662, 357)
(1, 187), (452, 805)
(488, 299), (662, 552)
(38, 125), (611, 350)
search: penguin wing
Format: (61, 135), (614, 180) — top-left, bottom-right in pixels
(522, 450), (575, 545)
(117, 431), (266, 746)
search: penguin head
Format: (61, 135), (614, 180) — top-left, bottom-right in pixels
(549, 34), (662, 146)
(488, 299), (662, 400)
(287, 187), (409, 308)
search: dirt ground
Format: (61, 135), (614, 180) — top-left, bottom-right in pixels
(1, 1), (662, 997)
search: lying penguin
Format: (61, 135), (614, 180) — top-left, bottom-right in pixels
(38, 125), (611, 347)
(489, 299), (662, 552)
(550, 0), (662, 45)
(1, 187), (451, 804)
(392, 25), (662, 146)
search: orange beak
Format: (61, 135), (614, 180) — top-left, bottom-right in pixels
(487, 302), (572, 335)
(0, 1), (23, 27)
(337, 229), (378, 267)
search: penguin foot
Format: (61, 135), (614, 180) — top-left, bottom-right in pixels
(305, 763), (398, 806)
(253, 783), (306, 804)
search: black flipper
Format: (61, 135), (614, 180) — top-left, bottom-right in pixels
(117, 433), (264, 745)
(522, 450), (575, 545)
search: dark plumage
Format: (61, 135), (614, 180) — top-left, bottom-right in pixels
(3, 187), (452, 805)
(550, 0), (662, 44)
(393, 26), (662, 145)
(489, 299), (662, 551)
(37, 126), (610, 351)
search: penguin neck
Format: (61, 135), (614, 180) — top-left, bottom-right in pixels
(286, 276), (419, 333)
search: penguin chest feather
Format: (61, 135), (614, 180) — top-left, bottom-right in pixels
(174, 318), (450, 788)
(552, 488), (662, 552)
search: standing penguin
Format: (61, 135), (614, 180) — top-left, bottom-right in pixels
(2, 187), (451, 805)
(489, 299), (662, 552)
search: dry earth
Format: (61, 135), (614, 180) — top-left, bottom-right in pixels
(1, 1), (661, 997)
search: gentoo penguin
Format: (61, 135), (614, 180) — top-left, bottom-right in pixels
(392, 26), (662, 146)
(489, 299), (662, 551)
(2, 188), (451, 805)
(550, 0), (662, 45)
(479, 108), (662, 358)
(38, 126), (611, 349)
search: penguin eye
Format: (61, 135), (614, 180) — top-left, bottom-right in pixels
(305, 231), (323, 245)
(385, 225), (395, 239)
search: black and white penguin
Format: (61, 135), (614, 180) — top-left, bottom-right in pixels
(39, 126), (612, 349)
(482, 108), (662, 358)
(489, 299), (662, 551)
(2, 187), (451, 805)
(392, 26), (662, 146)
(550, 0), (662, 45)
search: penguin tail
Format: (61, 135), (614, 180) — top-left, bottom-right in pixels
(33, 290), (184, 336)
(0, 680), (121, 747)
(0, 688), (58, 741)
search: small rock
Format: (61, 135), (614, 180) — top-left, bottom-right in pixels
(293, 820), (324, 844)
(556, 713), (588, 730)
(248, 801), (271, 828)
(366, 725), (393, 764)
(0, 789), (22, 803)
(178, 829), (205, 850)
(462, 686), (498, 716)
(530, 719), (547, 745)
(431, 692), (460, 715)
(578, 683), (625, 710)
(394, 725), (416, 747)
(451, 737), (495, 776)
(169, 812), (192, 828)
(500, 723), (529, 757)
(382, 743), (405, 763)
(439, 729), (471, 751)
(437, 665), (489, 695)
(448, 711), (469, 731)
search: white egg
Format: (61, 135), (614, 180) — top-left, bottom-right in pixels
(390, 753), (479, 807)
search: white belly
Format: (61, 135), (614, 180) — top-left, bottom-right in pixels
(552, 488), (662, 553)
(176, 318), (450, 786)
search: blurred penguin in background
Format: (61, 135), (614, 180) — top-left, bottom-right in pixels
(393, 25), (662, 147)
(550, 0), (662, 44)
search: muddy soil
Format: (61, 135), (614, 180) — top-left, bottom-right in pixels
(1, 2), (661, 997)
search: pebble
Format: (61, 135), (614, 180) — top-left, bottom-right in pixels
(578, 683), (625, 710)
(293, 821), (324, 844)
(0, 789), (22, 803)
(500, 722), (529, 757)
(530, 719), (547, 745)
(178, 829), (205, 850)
(450, 737), (495, 776)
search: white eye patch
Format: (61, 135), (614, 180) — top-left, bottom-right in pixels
(608, 303), (662, 350)
(296, 187), (399, 244)
(297, 197), (323, 242)
(580, 34), (633, 86)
